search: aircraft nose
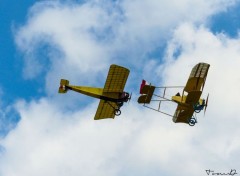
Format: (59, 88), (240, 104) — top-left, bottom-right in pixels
(59, 85), (65, 90)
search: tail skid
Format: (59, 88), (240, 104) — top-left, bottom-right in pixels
(58, 79), (69, 93)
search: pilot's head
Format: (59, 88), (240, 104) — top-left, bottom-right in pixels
(124, 92), (130, 102)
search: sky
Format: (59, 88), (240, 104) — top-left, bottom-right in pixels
(0, 0), (240, 176)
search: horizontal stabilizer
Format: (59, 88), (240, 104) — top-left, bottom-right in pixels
(58, 79), (69, 93)
(138, 84), (155, 104)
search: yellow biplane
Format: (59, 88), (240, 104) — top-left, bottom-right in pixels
(58, 64), (130, 120)
(138, 62), (210, 126)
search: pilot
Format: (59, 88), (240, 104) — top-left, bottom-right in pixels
(121, 92), (130, 102)
(194, 99), (205, 111)
(175, 92), (181, 96)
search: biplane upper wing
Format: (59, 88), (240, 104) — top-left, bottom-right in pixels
(94, 100), (118, 120)
(184, 63), (210, 93)
(103, 64), (130, 93)
(172, 105), (194, 124)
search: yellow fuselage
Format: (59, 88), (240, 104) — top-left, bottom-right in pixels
(70, 86), (103, 99)
(172, 95), (204, 108)
(68, 86), (121, 99)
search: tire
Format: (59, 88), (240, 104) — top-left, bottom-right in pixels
(115, 109), (121, 116)
(194, 109), (201, 113)
(188, 118), (196, 126)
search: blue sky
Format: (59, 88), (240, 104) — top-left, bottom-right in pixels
(1, 0), (240, 176)
(210, 2), (240, 37)
(1, 0), (37, 98)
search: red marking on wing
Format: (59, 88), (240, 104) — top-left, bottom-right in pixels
(59, 85), (65, 90)
(140, 80), (146, 94)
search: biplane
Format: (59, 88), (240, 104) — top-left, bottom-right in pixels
(138, 62), (210, 126)
(58, 64), (130, 120)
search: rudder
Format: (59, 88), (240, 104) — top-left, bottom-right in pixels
(58, 79), (69, 93)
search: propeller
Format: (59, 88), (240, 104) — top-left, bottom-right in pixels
(128, 92), (132, 103)
(204, 93), (209, 115)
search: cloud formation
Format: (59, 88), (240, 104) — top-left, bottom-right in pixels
(14, 0), (237, 91)
(1, 0), (240, 176)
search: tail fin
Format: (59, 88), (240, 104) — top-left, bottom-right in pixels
(58, 79), (69, 93)
(138, 80), (155, 104)
(140, 80), (146, 94)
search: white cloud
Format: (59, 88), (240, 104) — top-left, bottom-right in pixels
(161, 23), (240, 110)
(2, 0), (240, 176)
(2, 97), (239, 176)
(0, 89), (19, 138)
(0, 99), (148, 176)
(14, 0), (238, 94)
(15, 1), (111, 81)
(157, 22), (240, 170)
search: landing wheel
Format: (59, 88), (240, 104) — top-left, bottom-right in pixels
(118, 102), (124, 107)
(194, 109), (201, 113)
(193, 103), (201, 113)
(115, 109), (121, 116)
(188, 118), (197, 126)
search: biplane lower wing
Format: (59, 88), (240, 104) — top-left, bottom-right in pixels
(172, 105), (194, 124)
(94, 100), (118, 120)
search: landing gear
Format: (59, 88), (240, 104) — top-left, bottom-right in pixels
(118, 102), (124, 107)
(193, 103), (202, 113)
(115, 102), (123, 116)
(105, 101), (122, 116)
(188, 117), (197, 126)
(193, 100), (205, 113)
(194, 109), (201, 113)
(115, 109), (121, 116)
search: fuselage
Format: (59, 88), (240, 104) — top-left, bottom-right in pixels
(171, 94), (204, 108)
(65, 85), (129, 102)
